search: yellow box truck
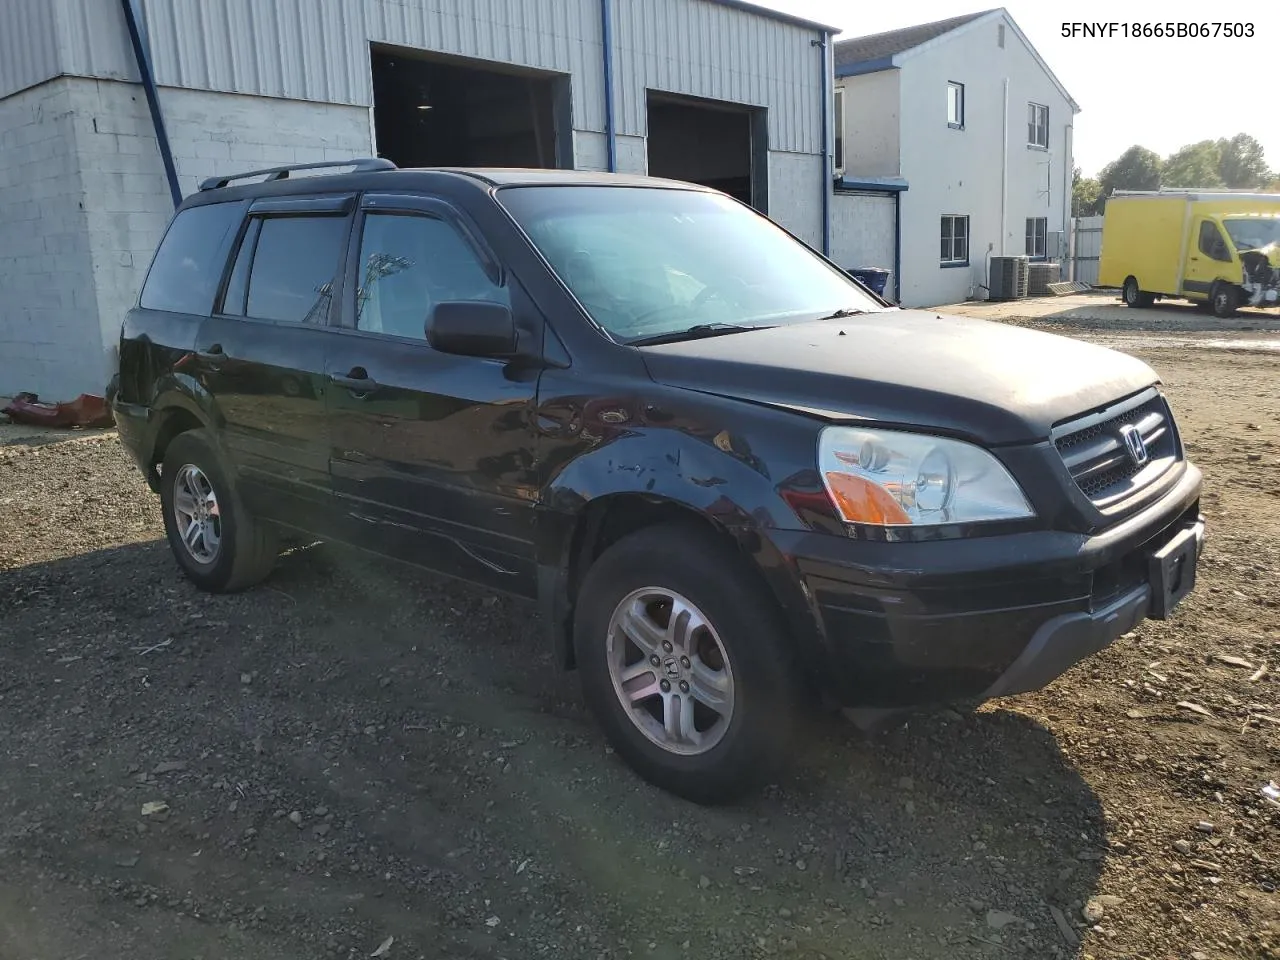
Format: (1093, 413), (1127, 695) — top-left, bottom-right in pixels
(1097, 190), (1280, 317)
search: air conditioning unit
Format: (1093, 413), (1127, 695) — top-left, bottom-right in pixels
(1028, 261), (1060, 296)
(988, 256), (1029, 300)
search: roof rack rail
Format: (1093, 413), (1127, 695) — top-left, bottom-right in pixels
(198, 157), (397, 192)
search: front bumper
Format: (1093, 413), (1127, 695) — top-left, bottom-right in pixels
(768, 462), (1203, 708)
(982, 515), (1202, 699)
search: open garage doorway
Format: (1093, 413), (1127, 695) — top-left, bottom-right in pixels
(646, 92), (767, 212)
(371, 46), (571, 169)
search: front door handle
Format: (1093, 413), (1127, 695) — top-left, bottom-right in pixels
(195, 344), (225, 364)
(329, 368), (379, 395)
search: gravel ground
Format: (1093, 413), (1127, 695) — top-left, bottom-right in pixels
(1, 323), (1278, 960)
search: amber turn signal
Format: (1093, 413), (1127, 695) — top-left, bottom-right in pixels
(823, 472), (911, 525)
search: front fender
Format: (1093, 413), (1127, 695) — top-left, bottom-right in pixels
(536, 425), (832, 673)
(547, 428), (793, 524)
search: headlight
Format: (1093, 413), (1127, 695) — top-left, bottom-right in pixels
(818, 426), (1034, 526)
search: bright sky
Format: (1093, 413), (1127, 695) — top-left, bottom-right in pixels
(753, 0), (1279, 178)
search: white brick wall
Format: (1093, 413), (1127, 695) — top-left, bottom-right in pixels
(0, 77), (373, 399)
(0, 79), (101, 401)
(767, 151), (823, 250)
(830, 192), (897, 281)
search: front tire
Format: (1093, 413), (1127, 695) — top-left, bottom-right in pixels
(160, 429), (278, 592)
(573, 524), (798, 804)
(1211, 282), (1239, 318)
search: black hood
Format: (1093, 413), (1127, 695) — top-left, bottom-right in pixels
(638, 310), (1159, 445)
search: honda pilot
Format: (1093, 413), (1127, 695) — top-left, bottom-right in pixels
(111, 159), (1204, 803)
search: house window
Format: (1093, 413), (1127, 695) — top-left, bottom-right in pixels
(1025, 217), (1048, 259)
(940, 215), (969, 266)
(947, 82), (964, 128)
(1028, 103), (1049, 148)
(833, 87), (845, 173)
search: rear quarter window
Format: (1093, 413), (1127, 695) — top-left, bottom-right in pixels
(139, 201), (245, 315)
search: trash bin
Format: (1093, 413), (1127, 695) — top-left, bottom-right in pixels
(846, 267), (891, 297)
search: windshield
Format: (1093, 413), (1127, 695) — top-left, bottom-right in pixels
(1223, 217), (1280, 252)
(498, 186), (887, 342)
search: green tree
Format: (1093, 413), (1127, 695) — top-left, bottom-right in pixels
(1162, 140), (1222, 188)
(1216, 134), (1272, 188)
(1072, 166), (1102, 216)
(1097, 146), (1162, 206)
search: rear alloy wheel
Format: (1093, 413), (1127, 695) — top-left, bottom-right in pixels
(574, 524), (798, 804)
(160, 429), (278, 592)
(171, 464), (222, 565)
(1211, 282), (1239, 318)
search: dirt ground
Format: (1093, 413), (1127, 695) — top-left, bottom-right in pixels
(1, 303), (1278, 960)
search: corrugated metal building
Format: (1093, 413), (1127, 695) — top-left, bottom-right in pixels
(0, 0), (835, 401)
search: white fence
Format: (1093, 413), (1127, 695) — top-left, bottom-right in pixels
(1069, 215), (1104, 287)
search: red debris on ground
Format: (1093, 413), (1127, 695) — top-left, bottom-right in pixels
(1, 392), (114, 429)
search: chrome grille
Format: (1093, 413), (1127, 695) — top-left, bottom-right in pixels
(1054, 390), (1180, 507)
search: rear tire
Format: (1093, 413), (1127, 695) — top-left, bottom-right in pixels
(1211, 282), (1239, 318)
(573, 523), (798, 804)
(1122, 277), (1154, 308)
(160, 429), (278, 593)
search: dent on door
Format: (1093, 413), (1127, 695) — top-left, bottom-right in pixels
(325, 339), (542, 594)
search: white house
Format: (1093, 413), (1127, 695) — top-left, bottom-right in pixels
(831, 9), (1079, 307)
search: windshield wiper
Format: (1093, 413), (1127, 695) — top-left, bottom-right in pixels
(627, 323), (769, 347)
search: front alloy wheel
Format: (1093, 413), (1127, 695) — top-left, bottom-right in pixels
(573, 523), (798, 804)
(606, 588), (735, 756)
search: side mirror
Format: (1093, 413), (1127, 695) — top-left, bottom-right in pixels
(426, 301), (517, 358)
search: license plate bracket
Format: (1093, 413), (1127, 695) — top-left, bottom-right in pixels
(1146, 523), (1201, 620)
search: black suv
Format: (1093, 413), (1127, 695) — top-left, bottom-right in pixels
(112, 159), (1204, 802)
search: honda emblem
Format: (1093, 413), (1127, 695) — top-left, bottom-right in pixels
(1119, 424), (1149, 466)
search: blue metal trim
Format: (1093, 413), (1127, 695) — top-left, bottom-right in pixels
(819, 32), (831, 257)
(601, 0), (617, 173)
(834, 56), (897, 79)
(894, 190), (902, 302)
(836, 176), (909, 193)
(120, 0), (182, 208)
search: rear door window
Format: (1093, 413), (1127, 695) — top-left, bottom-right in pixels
(139, 201), (245, 315)
(243, 215), (350, 324)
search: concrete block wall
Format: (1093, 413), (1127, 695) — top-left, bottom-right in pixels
(766, 152), (822, 251)
(73, 79), (373, 391)
(0, 79), (101, 401)
(830, 192), (897, 284)
(0, 77), (374, 400)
